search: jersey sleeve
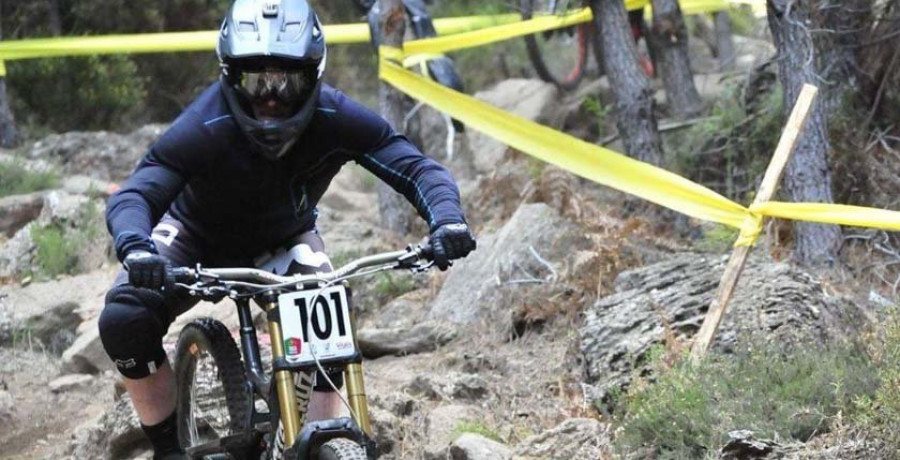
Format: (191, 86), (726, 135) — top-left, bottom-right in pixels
(330, 90), (467, 231)
(105, 111), (213, 260)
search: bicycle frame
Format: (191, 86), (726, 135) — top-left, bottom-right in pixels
(176, 247), (428, 458)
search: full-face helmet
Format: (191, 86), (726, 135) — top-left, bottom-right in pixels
(217, 0), (327, 160)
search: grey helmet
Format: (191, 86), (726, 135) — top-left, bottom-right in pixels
(217, 0), (327, 160)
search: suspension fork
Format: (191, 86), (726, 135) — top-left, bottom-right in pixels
(344, 285), (373, 437)
(264, 297), (304, 448)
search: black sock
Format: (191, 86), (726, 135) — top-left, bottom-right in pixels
(141, 410), (183, 458)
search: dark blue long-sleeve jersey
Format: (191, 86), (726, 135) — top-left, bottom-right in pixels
(107, 82), (466, 262)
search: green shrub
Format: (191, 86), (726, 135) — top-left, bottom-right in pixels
(29, 200), (105, 279)
(31, 224), (80, 278)
(615, 341), (878, 459)
(854, 311), (900, 453)
(373, 272), (415, 301)
(8, 55), (147, 132)
(0, 160), (59, 197)
(667, 83), (784, 203)
(453, 420), (503, 443)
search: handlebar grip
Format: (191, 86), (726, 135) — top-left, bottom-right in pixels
(167, 267), (196, 284)
(418, 243), (434, 261)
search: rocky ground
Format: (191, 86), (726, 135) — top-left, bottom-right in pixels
(0, 34), (889, 460)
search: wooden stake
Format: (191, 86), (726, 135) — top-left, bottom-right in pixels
(689, 84), (819, 363)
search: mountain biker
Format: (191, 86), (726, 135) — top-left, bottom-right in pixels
(98, 1), (476, 459)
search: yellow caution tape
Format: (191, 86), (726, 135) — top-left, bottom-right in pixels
(378, 58), (900, 246)
(380, 58), (750, 228)
(752, 202), (900, 231)
(398, 8), (594, 59)
(679, 0), (731, 15)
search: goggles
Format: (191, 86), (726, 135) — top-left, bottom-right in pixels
(236, 68), (315, 106)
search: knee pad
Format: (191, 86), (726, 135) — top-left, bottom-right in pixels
(99, 286), (169, 379)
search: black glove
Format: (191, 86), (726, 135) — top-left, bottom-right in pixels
(429, 223), (476, 271)
(123, 251), (172, 290)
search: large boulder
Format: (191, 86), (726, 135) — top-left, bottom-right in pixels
(467, 79), (560, 174)
(429, 203), (591, 326)
(0, 225), (36, 279)
(580, 254), (870, 396)
(62, 327), (114, 374)
(28, 125), (167, 182)
(358, 322), (456, 358)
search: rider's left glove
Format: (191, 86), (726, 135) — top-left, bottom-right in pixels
(430, 223), (477, 271)
(123, 250), (172, 291)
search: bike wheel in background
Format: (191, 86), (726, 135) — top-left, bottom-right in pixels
(174, 318), (252, 459)
(318, 438), (368, 460)
(522, 0), (590, 91)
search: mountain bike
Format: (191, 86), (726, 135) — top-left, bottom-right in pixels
(522, 0), (655, 90)
(170, 244), (436, 459)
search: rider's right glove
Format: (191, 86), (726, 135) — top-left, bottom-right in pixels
(123, 250), (172, 291)
(430, 223), (477, 271)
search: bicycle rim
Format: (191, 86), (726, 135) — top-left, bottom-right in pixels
(522, 0), (589, 91)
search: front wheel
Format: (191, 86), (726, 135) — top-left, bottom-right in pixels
(318, 438), (368, 460)
(174, 318), (252, 458)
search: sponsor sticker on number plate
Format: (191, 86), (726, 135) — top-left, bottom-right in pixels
(278, 285), (356, 365)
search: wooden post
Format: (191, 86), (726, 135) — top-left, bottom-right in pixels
(689, 84), (819, 362)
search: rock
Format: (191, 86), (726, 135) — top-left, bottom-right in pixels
(468, 79), (560, 174)
(38, 190), (89, 224)
(449, 374), (489, 401)
(0, 389), (13, 421)
(0, 224), (36, 278)
(721, 430), (778, 459)
(28, 125), (167, 182)
(61, 175), (117, 197)
(404, 375), (443, 401)
(580, 254), (870, 397)
(0, 192), (44, 237)
(369, 405), (398, 456)
(49, 374), (95, 393)
(450, 433), (512, 460)
(512, 418), (611, 460)
(70, 396), (148, 460)
(358, 322), (457, 358)
(424, 404), (481, 460)
(20, 301), (81, 354)
(429, 203), (590, 325)
(62, 327), (114, 374)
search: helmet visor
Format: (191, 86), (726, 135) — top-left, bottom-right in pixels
(236, 68), (316, 108)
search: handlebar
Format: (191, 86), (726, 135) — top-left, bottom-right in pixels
(168, 243), (434, 298)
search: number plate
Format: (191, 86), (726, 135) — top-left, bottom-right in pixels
(277, 285), (356, 366)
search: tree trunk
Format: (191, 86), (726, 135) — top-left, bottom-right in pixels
(0, 13), (20, 149)
(48, 0), (62, 36)
(376, 0), (415, 235)
(713, 12), (735, 71)
(767, 0), (841, 266)
(591, 0), (664, 165)
(646, 0), (703, 117)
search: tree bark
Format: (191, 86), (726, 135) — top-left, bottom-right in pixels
(376, 0), (415, 235)
(591, 0), (664, 165)
(713, 12), (735, 71)
(0, 12), (20, 149)
(646, 0), (704, 117)
(767, 0), (841, 266)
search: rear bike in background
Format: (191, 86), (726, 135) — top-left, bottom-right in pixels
(521, 0), (655, 91)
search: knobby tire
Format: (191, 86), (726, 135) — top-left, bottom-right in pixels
(174, 318), (251, 458)
(522, 0), (590, 91)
